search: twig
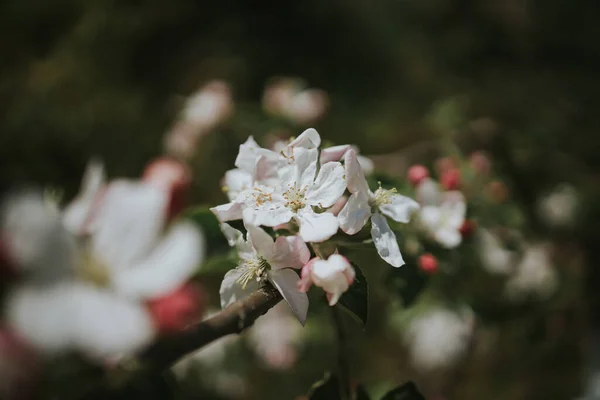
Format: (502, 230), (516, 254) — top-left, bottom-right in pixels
(78, 284), (282, 399)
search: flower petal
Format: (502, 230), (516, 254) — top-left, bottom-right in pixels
(63, 160), (106, 234)
(245, 223), (275, 261)
(296, 209), (339, 243)
(344, 149), (369, 194)
(220, 223), (244, 247)
(288, 128), (321, 149)
(270, 235), (310, 270)
(112, 222), (205, 299)
(415, 178), (441, 206)
(439, 191), (467, 229)
(268, 269), (308, 325)
(91, 181), (168, 272)
(379, 194), (420, 223)
(234, 136), (277, 173)
(242, 202), (294, 227)
(305, 162), (346, 208)
(223, 169), (252, 201)
(280, 147), (319, 188)
(319, 144), (352, 164)
(371, 213), (405, 267)
(357, 155), (374, 175)
(219, 268), (260, 308)
(434, 228), (462, 249)
(338, 192), (371, 235)
(210, 201), (244, 222)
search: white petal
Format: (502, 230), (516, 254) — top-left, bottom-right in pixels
(270, 235), (310, 270)
(344, 149), (369, 194)
(435, 228), (462, 249)
(281, 147), (318, 188)
(338, 192), (371, 235)
(112, 222), (205, 299)
(253, 155), (279, 184)
(245, 224), (275, 261)
(242, 203), (294, 227)
(419, 206), (442, 230)
(319, 145), (352, 164)
(357, 155), (374, 175)
(305, 162), (346, 208)
(219, 268), (260, 308)
(234, 136), (277, 173)
(288, 128), (321, 149)
(210, 201), (244, 222)
(379, 194), (420, 223)
(371, 213), (405, 267)
(416, 178), (441, 206)
(63, 160), (105, 234)
(439, 191), (467, 229)
(91, 181), (168, 272)
(296, 209), (339, 243)
(220, 223), (244, 247)
(309, 255), (354, 306)
(268, 269), (308, 325)
(223, 169), (252, 201)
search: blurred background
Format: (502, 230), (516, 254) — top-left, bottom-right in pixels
(1, 0), (599, 399)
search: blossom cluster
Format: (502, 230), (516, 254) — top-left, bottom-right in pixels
(211, 128), (420, 322)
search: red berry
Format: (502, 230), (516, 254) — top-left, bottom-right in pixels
(418, 253), (439, 274)
(143, 158), (192, 219)
(147, 283), (206, 334)
(459, 219), (477, 237)
(440, 168), (461, 190)
(407, 164), (430, 186)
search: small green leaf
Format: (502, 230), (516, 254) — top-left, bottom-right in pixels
(356, 385), (371, 400)
(197, 250), (238, 276)
(337, 263), (369, 327)
(308, 373), (342, 399)
(381, 382), (425, 400)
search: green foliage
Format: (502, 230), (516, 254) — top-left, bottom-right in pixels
(337, 263), (369, 327)
(307, 373), (341, 399)
(380, 382), (425, 400)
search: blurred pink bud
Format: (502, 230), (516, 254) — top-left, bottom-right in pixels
(418, 253), (439, 274)
(182, 80), (233, 130)
(440, 168), (461, 190)
(164, 122), (201, 160)
(407, 164), (430, 186)
(287, 89), (329, 125)
(147, 283), (206, 334)
(469, 151), (492, 175)
(459, 219), (477, 237)
(263, 78), (298, 115)
(435, 157), (457, 175)
(143, 157), (192, 219)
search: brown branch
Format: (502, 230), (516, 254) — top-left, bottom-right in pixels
(77, 284), (282, 399)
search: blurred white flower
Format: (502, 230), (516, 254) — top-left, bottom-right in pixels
(263, 78), (329, 125)
(476, 229), (516, 275)
(219, 223), (309, 324)
(247, 302), (302, 370)
(416, 180), (466, 249)
(6, 281), (154, 359)
(298, 254), (355, 306)
(404, 308), (475, 372)
(537, 184), (578, 228)
(339, 149), (420, 267)
(505, 244), (558, 302)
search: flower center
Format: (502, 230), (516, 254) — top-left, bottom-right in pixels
(250, 187), (273, 207)
(370, 182), (397, 207)
(282, 182), (307, 212)
(79, 248), (111, 287)
(237, 257), (269, 289)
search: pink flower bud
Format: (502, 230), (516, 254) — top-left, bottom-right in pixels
(459, 219), (477, 237)
(469, 151), (491, 176)
(418, 253), (439, 274)
(147, 283), (205, 334)
(440, 168), (461, 190)
(143, 157), (192, 219)
(435, 157), (457, 175)
(407, 164), (430, 186)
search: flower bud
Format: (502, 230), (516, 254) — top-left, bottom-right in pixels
(440, 168), (461, 190)
(147, 283), (206, 334)
(418, 253), (439, 274)
(459, 219), (477, 237)
(143, 157), (192, 220)
(298, 255), (355, 306)
(407, 164), (430, 186)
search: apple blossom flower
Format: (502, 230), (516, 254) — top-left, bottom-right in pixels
(263, 78), (329, 125)
(298, 254), (355, 306)
(476, 229), (515, 275)
(213, 130), (347, 243)
(404, 307), (475, 372)
(537, 184), (578, 228)
(339, 149), (420, 267)
(219, 223), (310, 324)
(415, 179), (466, 249)
(319, 144), (375, 175)
(505, 244), (558, 302)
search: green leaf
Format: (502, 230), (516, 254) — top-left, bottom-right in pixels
(381, 382), (425, 400)
(385, 260), (428, 307)
(197, 250), (238, 276)
(356, 385), (371, 400)
(308, 373), (342, 400)
(337, 263), (369, 327)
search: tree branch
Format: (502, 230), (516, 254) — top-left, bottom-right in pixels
(78, 284), (282, 399)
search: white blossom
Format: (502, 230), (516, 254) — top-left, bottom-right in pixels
(298, 254), (355, 306)
(339, 149), (420, 267)
(219, 223), (310, 324)
(477, 229), (516, 275)
(537, 184), (578, 228)
(404, 308), (475, 371)
(505, 244), (558, 302)
(263, 78), (329, 125)
(415, 178), (466, 249)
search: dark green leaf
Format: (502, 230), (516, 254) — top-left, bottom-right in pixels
(308, 373), (342, 400)
(386, 260), (428, 307)
(381, 382), (425, 400)
(337, 263), (369, 327)
(196, 250), (238, 276)
(356, 384), (371, 400)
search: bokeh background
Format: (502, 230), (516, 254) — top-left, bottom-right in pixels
(1, 1), (599, 399)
